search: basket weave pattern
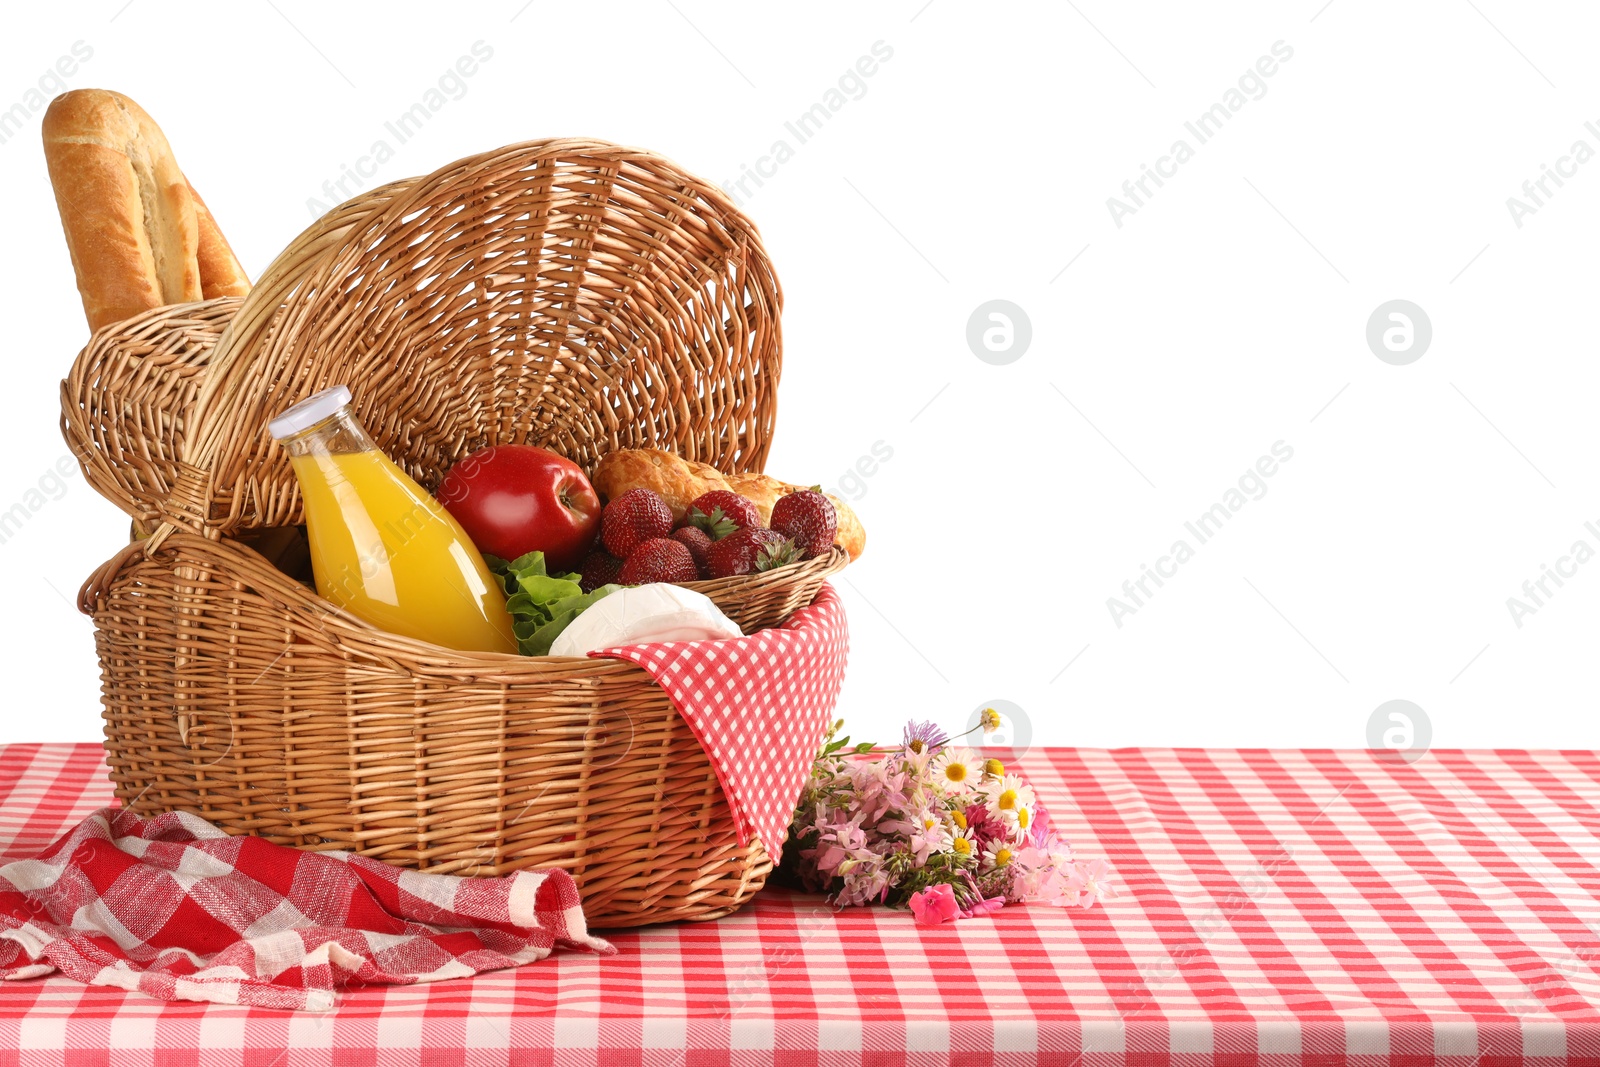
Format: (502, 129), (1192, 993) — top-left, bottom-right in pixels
(168, 140), (780, 538)
(81, 532), (771, 926)
(60, 298), (238, 527)
(65, 139), (835, 927)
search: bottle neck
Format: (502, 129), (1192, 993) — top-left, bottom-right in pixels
(278, 407), (377, 459)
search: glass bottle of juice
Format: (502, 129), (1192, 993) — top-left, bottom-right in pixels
(268, 386), (518, 655)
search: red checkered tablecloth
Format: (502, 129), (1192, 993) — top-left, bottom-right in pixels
(2, 743), (1597, 1066)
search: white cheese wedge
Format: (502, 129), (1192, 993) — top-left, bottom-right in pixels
(550, 583), (742, 656)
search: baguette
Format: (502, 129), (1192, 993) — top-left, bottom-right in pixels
(42, 90), (219, 331)
(188, 181), (251, 299)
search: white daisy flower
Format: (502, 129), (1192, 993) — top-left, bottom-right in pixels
(1004, 803), (1036, 842)
(982, 774), (1036, 821)
(947, 827), (978, 864)
(931, 746), (979, 791)
(980, 843), (1016, 871)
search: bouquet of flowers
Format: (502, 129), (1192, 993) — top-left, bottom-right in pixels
(781, 714), (1112, 924)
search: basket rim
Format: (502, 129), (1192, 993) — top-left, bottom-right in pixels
(82, 530), (846, 668)
(679, 543), (849, 599)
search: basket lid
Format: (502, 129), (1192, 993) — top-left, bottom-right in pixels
(134, 139), (781, 543)
(60, 179), (423, 528)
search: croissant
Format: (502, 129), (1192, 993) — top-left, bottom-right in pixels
(591, 449), (731, 522)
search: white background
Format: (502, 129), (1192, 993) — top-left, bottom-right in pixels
(1, 1), (1596, 752)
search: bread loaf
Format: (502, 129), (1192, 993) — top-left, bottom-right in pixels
(42, 90), (248, 331)
(188, 181), (251, 299)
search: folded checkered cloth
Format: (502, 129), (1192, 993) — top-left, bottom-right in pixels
(595, 582), (848, 855)
(0, 807), (612, 1010)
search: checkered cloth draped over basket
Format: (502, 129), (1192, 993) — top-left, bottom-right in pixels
(594, 582), (849, 855)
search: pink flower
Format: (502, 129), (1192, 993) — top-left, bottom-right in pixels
(1074, 858), (1114, 907)
(964, 802), (1004, 845)
(1058, 866), (1088, 908)
(960, 895), (1006, 919)
(837, 853), (890, 907)
(1030, 797), (1058, 841)
(812, 844), (847, 873)
(1024, 817), (1062, 854)
(1006, 845), (1051, 902)
(1006, 840), (1095, 907)
(908, 883), (961, 925)
(784, 718), (1113, 918)
(907, 812), (952, 865)
(833, 819), (868, 852)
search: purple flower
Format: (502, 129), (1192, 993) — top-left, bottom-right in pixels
(901, 720), (950, 758)
(835, 850), (890, 907)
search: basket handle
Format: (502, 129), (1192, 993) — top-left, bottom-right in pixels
(145, 178), (419, 551)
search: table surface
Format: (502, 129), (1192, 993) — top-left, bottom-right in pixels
(2, 743), (1598, 1066)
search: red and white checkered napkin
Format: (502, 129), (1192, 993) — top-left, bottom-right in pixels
(593, 582), (849, 855)
(0, 807), (612, 1011)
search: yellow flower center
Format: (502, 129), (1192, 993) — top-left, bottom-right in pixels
(981, 707), (1001, 731)
(909, 739), (925, 754)
(924, 817), (936, 830)
(993, 847), (1012, 867)
(952, 836), (972, 856)
(984, 758), (1005, 777)
(1017, 807), (1031, 830)
(944, 763), (967, 783)
(997, 789), (1017, 811)
(951, 810), (967, 829)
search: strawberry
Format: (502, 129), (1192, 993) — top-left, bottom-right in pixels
(619, 537), (700, 585)
(686, 490), (762, 540)
(670, 526), (714, 577)
(705, 527), (800, 579)
(770, 489), (838, 559)
(601, 488), (673, 557)
(578, 550), (624, 593)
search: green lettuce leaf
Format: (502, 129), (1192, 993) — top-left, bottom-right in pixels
(485, 551), (619, 656)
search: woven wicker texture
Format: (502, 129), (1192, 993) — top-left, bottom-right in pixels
(69, 138), (827, 927)
(81, 532), (771, 927)
(62, 178), (423, 527)
(166, 137), (781, 539)
(683, 545), (847, 634)
(60, 298), (238, 528)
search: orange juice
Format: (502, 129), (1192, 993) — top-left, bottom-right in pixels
(270, 387), (516, 655)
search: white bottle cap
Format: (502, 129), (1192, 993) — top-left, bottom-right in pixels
(268, 385), (353, 440)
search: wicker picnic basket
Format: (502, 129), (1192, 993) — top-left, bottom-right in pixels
(61, 138), (848, 927)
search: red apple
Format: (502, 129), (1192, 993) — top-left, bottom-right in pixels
(436, 445), (600, 572)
